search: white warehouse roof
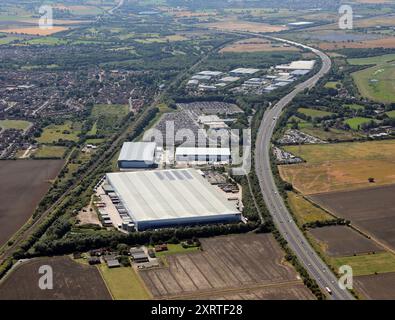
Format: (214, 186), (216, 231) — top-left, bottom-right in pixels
(198, 71), (223, 76)
(118, 142), (156, 162)
(176, 147), (231, 156)
(230, 68), (260, 75)
(106, 169), (241, 229)
(276, 60), (316, 70)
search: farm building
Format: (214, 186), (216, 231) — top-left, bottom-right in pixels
(175, 147), (231, 163)
(105, 169), (241, 231)
(117, 142), (157, 169)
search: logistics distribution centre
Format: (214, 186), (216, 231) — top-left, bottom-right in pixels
(105, 168), (242, 231)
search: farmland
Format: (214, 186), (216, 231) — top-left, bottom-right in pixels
(203, 20), (288, 33)
(220, 38), (299, 53)
(309, 226), (383, 257)
(0, 160), (64, 246)
(139, 234), (314, 300)
(279, 140), (395, 194)
(309, 184), (395, 251)
(33, 145), (67, 159)
(0, 256), (111, 300)
(0, 26), (69, 36)
(348, 54), (395, 103)
(354, 273), (395, 300)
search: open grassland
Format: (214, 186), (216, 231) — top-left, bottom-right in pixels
(0, 119), (31, 131)
(220, 38), (299, 53)
(309, 226), (383, 257)
(344, 117), (376, 130)
(98, 265), (151, 300)
(300, 127), (364, 141)
(0, 160), (64, 246)
(349, 54), (395, 103)
(324, 81), (341, 89)
(0, 256), (111, 300)
(140, 234), (314, 300)
(310, 184), (395, 251)
(287, 192), (334, 225)
(297, 107), (334, 118)
(280, 140), (395, 194)
(33, 145), (67, 159)
(37, 121), (81, 143)
(330, 252), (395, 276)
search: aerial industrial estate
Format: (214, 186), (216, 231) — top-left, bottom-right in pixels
(1, 0), (395, 305)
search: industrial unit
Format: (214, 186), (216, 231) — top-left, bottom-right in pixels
(117, 142), (157, 169)
(105, 168), (241, 231)
(175, 147), (231, 163)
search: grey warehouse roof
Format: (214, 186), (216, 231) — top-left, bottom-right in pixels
(106, 169), (240, 223)
(118, 142), (156, 162)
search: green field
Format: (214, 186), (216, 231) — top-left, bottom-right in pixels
(331, 252), (395, 276)
(0, 119), (32, 131)
(37, 121), (81, 143)
(98, 265), (151, 300)
(150, 243), (200, 257)
(87, 121), (98, 136)
(297, 107), (334, 118)
(324, 81), (341, 89)
(300, 126), (364, 141)
(349, 54), (395, 103)
(345, 104), (365, 111)
(287, 192), (334, 225)
(344, 117), (376, 130)
(386, 110), (395, 118)
(34, 145), (67, 158)
(26, 37), (68, 46)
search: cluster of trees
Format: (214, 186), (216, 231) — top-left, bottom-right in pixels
(303, 218), (350, 230)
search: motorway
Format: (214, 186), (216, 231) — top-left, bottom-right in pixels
(254, 37), (355, 300)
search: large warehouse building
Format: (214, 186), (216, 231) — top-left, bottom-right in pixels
(175, 147), (231, 163)
(117, 142), (157, 169)
(106, 168), (242, 231)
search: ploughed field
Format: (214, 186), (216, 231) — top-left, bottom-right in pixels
(139, 234), (314, 300)
(309, 226), (383, 257)
(354, 272), (395, 300)
(0, 256), (111, 300)
(310, 184), (395, 251)
(0, 160), (64, 246)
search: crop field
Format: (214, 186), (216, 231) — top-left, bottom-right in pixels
(0, 256), (111, 300)
(0, 26), (69, 35)
(0, 160), (64, 246)
(354, 272), (395, 300)
(37, 121), (81, 144)
(318, 37), (395, 50)
(0, 119), (32, 131)
(220, 38), (299, 53)
(344, 117), (376, 130)
(280, 140), (395, 194)
(287, 192), (334, 225)
(349, 54), (395, 103)
(309, 226), (383, 257)
(139, 234), (314, 300)
(203, 20), (288, 33)
(297, 108), (334, 118)
(309, 184), (395, 251)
